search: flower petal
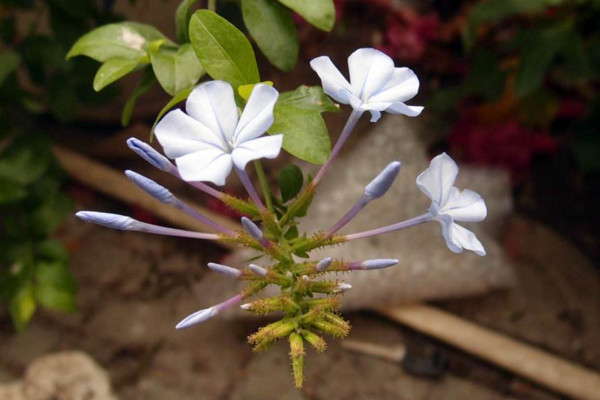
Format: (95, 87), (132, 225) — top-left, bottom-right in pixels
(369, 67), (420, 104)
(186, 81), (238, 144)
(442, 187), (487, 222)
(175, 306), (218, 329)
(233, 84), (278, 144)
(385, 102), (424, 117)
(231, 134), (283, 170)
(437, 215), (486, 256)
(310, 55), (356, 105)
(348, 48), (394, 100)
(416, 153), (458, 207)
(175, 148), (232, 186)
(154, 109), (226, 158)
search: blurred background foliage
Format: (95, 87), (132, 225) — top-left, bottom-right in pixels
(1, 0), (599, 331)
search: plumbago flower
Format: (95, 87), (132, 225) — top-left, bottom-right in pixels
(154, 80), (283, 187)
(75, 47), (488, 388)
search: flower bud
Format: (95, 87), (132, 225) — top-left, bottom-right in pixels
(361, 258), (398, 270)
(125, 170), (174, 204)
(127, 138), (175, 173)
(76, 211), (136, 230)
(364, 161), (401, 199)
(207, 262), (241, 279)
(315, 257), (332, 272)
(249, 263), (268, 277)
(241, 217), (264, 240)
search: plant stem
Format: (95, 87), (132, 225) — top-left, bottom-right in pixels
(207, 0), (216, 12)
(236, 167), (265, 211)
(254, 160), (273, 212)
(344, 213), (432, 241)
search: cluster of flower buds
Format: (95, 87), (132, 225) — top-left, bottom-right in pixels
(76, 48), (487, 387)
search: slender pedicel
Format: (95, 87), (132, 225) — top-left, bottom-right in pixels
(175, 294), (243, 329)
(316, 257), (333, 272)
(76, 211), (221, 240)
(347, 259), (398, 270)
(207, 262), (242, 279)
(249, 264), (268, 277)
(344, 213), (432, 241)
(125, 171), (235, 235)
(313, 109), (364, 186)
(326, 161), (402, 237)
(235, 167), (265, 210)
(127, 137), (224, 200)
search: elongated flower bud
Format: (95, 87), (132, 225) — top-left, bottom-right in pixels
(347, 258), (399, 270)
(249, 264), (267, 277)
(316, 257), (332, 272)
(289, 332), (305, 388)
(207, 262), (241, 279)
(127, 138), (176, 173)
(125, 170), (174, 204)
(300, 330), (327, 352)
(176, 294), (242, 329)
(241, 217), (263, 240)
(76, 211), (135, 230)
(364, 161), (401, 199)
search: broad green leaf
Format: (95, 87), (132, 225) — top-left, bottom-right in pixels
(34, 284), (76, 313)
(278, 0), (335, 31)
(277, 85), (339, 112)
(0, 49), (19, 86)
(270, 106), (331, 164)
(93, 58), (140, 91)
(121, 67), (156, 126)
(176, 0), (201, 43)
(150, 44), (205, 96)
(10, 285), (36, 332)
(242, 0), (298, 71)
(189, 10), (260, 89)
(67, 22), (169, 62)
(151, 86), (195, 140)
(36, 240), (69, 262)
(30, 191), (72, 236)
(278, 164), (303, 202)
(34, 261), (77, 293)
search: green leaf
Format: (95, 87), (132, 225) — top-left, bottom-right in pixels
(36, 240), (69, 263)
(189, 10), (260, 89)
(150, 86), (195, 140)
(277, 85), (339, 112)
(30, 192), (72, 236)
(34, 261), (77, 293)
(34, 284), (76, 313)
(150, 44), (205, 96)
(176, 0), (201, 43)
(121, 66), (156, 126)
(278, 0), (335, 31)
(93, 58), (140, 92)
(10, 285), (36, 332)
(0, 178), (26, 204)
(515, 27), (566, 97)
(278, 164), (303, 202)
(270, 106), (331, 164)
(284, 225), (299, 240)
(0, 49), (20, 86)
(67, 22), (169, 62)
(242, 0), (298, 72)
(0, 137), (52, 185)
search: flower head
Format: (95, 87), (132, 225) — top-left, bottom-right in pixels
(310, 48), (423, 122)
(417, 153), (487, 256)
(154, 81), (283, 186)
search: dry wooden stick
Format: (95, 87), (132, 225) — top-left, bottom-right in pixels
(377, 304), (600, 400)
(52, 146), (241, 249)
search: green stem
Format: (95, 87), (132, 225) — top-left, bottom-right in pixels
(207, 0), (216, 12)
(254, 161), (273, 212)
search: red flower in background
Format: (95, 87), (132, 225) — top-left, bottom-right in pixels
(378, 10), (440, 63)
(449, 112), (558, 184)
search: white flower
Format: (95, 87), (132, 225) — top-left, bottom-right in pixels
(417, 153), (487, 256)
(154, 81), (283, 186)
(310, 48), (423, 122)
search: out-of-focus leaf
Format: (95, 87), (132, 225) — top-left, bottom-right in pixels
(427, 86), (463, 112)
(36, 240), (69, 262)
(242, 0), (298, 72)
(175, 0), (200, 43)
(121, 66), (156, 126)
(150, 43), (204, 96)
(0, 137), (52, 185)
(278, 164), (303, 203)
(464, 50), (505, 100)
(0, 178), (26, 204)
(189, 10), (260, 89)
(10, 284), (36, 332)
(517, 89), (559, 127)
(0, 50), (20, 86)
(278, 0), (335, 31)
(30, 192), (72, 236)
(49, 74), (77, 121)
(67, 22), (169, 62)
(93, 58), (140, 91)
(34, 260), (77, 313)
